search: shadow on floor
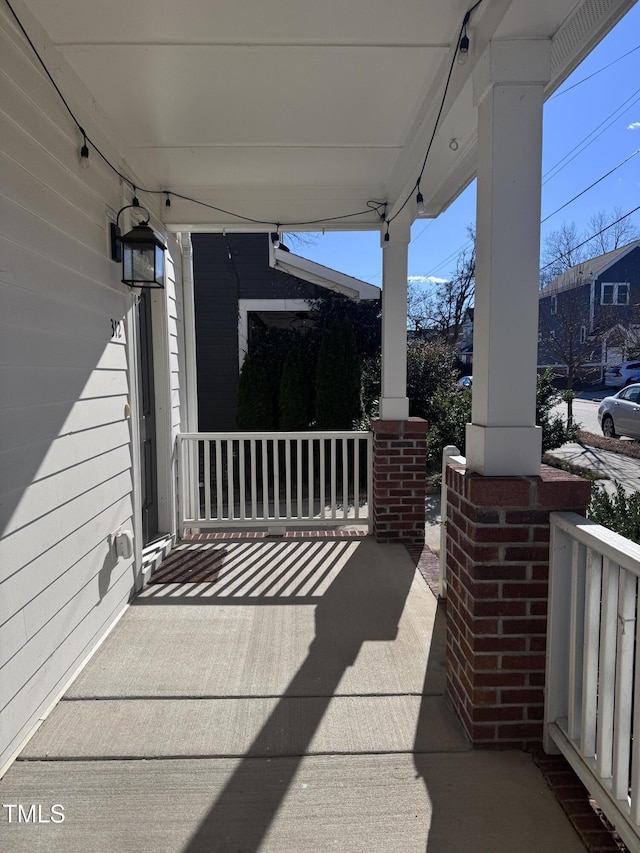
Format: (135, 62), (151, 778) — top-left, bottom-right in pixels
(182, 541), (418, 852)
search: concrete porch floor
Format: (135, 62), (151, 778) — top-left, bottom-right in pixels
(0, 537), (586, 852)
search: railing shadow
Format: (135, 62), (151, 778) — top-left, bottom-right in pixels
(180, 540), (417, 852)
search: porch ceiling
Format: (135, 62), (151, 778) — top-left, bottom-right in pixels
(15, 0), (636, 230)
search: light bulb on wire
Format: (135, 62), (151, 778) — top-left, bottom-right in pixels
(457, 31), (469, 65)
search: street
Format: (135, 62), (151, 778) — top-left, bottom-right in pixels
(553, 397), (602, 436)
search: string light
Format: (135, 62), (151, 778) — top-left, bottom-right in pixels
(5, 0), (482, 235)
(457, 28), (470, 65)
(79, 131), (89, 169)
(416, 184), (426, 216)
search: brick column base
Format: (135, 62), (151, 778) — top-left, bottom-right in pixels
(445, 461), (591, 748)
(371, 418), (428, 546)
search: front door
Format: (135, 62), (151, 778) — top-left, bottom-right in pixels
(137, 290), (158, 544)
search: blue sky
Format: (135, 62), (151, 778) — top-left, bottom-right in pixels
(288, 3), (640, 288)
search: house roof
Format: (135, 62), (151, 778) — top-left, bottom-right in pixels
(270, 242), (380, 301)
(539, 240), (640, 297)
(14, 0), (636, 231)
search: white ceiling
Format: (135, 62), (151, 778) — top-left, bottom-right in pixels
(14, 0), (638, 231)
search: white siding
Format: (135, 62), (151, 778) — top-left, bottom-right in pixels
(0, 13), (186, 770)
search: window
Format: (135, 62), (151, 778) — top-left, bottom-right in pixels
(550, 295), (557, 315)
(601, 282), (629, 305)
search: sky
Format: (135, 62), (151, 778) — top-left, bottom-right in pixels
(286, 2), (640, 289)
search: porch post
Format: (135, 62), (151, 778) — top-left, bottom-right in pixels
(379, 209), (410, 421)
(371, 210), (426, 546)
(466, 40), (551, 476)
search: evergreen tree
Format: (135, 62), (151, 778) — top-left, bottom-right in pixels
(315, 320), (362, 429)
(278, 346), (311, 430)
(236, 353), (276, 429)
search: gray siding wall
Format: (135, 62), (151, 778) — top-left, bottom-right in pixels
(0, 11), (184, 770)
(192, 233), (323, 431)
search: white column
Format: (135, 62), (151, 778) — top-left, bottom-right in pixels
(379, 210), (410, 420)
(466, 40), (551, 476)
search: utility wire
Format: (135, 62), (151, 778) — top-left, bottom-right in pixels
(543, 86), (640, 184)
(541, 148), (640, 223)
(550, 44), (640, 99)
(540, 204), (640, 272)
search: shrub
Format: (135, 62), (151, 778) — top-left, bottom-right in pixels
(536, 369), (580, 452)
(407, 339), (458, 422)
(588, 481), (640, 545)
(278, 346), (311, 430)
(315, 320), (362, 429)
(236, 353), (276, 429)
(426, 386), (472, 468)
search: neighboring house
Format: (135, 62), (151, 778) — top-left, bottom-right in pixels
(192, 233), (380, 431)
(538, 241), (640, 376)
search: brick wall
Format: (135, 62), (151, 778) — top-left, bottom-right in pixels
(371, 418), (428, 545)
(445, 461), (591, 748)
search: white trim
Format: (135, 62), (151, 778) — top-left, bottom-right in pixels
(124, 289), (144, 587)
(601, 281), (630, 306)
(180, 232), (199, 432)
(151, 286), (173, 537)
(238, 297), (313, 368)
(269, 241), (380, 300)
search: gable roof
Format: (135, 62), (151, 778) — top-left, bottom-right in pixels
(269, 242), (380, 301)
(540, 240), (640, 297)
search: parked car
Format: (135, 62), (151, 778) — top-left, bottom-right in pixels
(598, 384), (640, 439)
(456, 375), (472, 390)
(604, 361), (640, 388)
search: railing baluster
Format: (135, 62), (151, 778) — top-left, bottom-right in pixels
(354, 437), (360, 521)
(261, 438), (268, 521)
(597, 557), (618, 781)
(215, 440), (223, 520)
(296, 439), (302, 520)
(568, 541), (586, 742)
(227, 439), (234, 520)
(630, 606), (640, 823)
(285, 439), (292, 520)
(250, 439), (257, 521)
(308, 438), (314, 520)
(613, 568), (636, 800)
(582, 548), (602, 759)
(319, 439), (325, 520)
(203, 439), (211, 522)
(331, 439), (337, 521)
(273, 439), (280, 520)
(239, 439), (246, 521)
(191, 438), (199, 522)
(342, 437), (348, 520)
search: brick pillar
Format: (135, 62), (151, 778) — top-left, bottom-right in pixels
(445, 461), (591, 748)
(371, 417), (427, 546)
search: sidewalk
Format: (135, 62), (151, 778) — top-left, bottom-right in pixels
(0, 538), (587, 852)
(545, 441), (640, 495)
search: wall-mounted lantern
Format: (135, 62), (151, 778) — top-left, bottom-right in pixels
(110, 204), (166, 288)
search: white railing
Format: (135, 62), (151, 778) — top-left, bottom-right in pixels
(545, 510), (640, 853)
(440, 445), (465, 599)
(177, 431), (372, 536)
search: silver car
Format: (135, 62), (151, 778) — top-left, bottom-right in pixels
(603, 361), (640, 388)
(598, 384), (640, 439)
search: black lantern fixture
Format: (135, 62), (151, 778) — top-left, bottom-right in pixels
(110, 204), (166, 288)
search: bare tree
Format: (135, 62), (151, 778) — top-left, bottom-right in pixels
(538, 272), (596, 424)
(586, 207), (640, 256)
(432, 231), (476, 345)
(540, 221), (587, 286)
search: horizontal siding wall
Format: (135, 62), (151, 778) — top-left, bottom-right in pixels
(0, 12), (184, 770)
